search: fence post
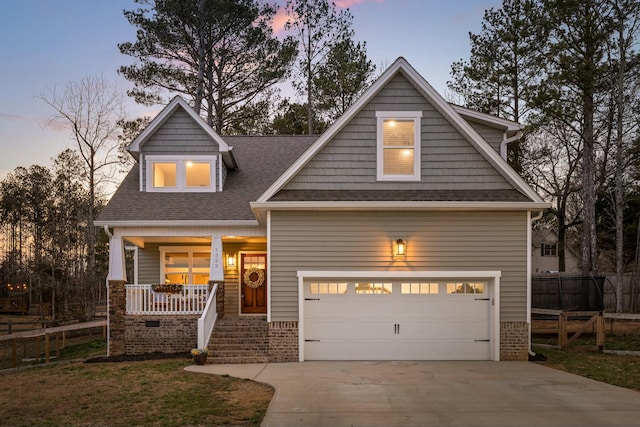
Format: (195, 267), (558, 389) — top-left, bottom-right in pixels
(596, 313), (605, 350)
(45, 333), (50, 363)
(558, 312), (567, 348)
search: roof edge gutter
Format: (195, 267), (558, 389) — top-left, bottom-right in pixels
(500, 131), (522, 160)
(251, 201), (552, 212)
(95, 219), (261, 227)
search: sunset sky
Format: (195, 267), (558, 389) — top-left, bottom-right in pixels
(0, 0), (499, 180)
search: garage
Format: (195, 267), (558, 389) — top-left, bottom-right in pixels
(299, 272), (500, 361)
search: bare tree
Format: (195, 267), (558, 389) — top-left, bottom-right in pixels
(40, 75), (125, 318)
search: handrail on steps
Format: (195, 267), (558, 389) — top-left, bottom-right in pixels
(197, 283), (218, 349)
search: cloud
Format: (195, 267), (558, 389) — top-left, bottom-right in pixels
(39, 117), (68, 132)
(0, 111), (67, 132)
(272, 6), (290, 34)
(0, 112), (31, 122)
(334, 0), (384, 7)
(272, 0), (382, 34)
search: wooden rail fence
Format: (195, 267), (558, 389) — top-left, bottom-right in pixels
(0, 319), (106, 368)
(532, 309), (605, 350)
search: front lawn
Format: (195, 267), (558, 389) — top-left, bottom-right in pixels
(0, 359), (273, 427)
(533, 346), (640, 391)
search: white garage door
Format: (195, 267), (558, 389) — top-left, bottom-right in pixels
(303, 279), (493, 360)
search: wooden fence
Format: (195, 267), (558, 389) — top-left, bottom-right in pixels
(532, 273), (640, 313)
(0, 320), (106, 368)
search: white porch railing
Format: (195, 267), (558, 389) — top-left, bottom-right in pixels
(197, 283), (218, 349)
(125, 284), (209, 315)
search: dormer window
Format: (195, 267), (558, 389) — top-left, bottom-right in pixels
(145, 155), (217, 192)
(376, 111), (422, 181)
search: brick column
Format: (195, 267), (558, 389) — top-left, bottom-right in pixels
(500, 321), (529, 361)
(209, 281), (225, 318)
(108, 280), (126, 356)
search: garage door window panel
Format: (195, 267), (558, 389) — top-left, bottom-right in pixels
(355, 282), (392, 294)
(447, 282), (486, 294)
(310, 282), (348, 294)
(401, 282), (439, 294)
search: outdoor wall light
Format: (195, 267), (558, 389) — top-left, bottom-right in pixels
(227, 254), (236, 268)
(395, 239), (406, 257)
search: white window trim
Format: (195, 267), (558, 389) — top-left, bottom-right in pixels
(145, 155), (217, 192)
(159, 246), (211, 284)
(376, 111), (422, 181)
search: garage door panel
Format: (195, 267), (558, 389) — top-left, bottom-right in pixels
(303, 279), (493, 361)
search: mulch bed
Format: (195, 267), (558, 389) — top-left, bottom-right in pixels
(85, 352), (190, 363)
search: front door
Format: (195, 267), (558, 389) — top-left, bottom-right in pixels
(240, 253), (267, 314)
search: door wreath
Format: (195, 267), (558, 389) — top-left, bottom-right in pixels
(243, 267), (265, 288)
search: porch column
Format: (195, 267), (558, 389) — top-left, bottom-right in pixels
(210, 236), (224, 282)
(106, 233), (127, 356)
(209, 236), (225, 317)
(107, 234), (126, 282)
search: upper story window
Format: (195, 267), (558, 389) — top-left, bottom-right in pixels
(541, 243), (558, 257)
(376, 111), (422, 181)
(145, 155), (217, 192)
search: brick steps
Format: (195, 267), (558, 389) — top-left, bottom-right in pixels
(207, 316), (269, 364)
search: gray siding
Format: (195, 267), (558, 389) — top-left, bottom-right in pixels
(143, 108), (220, 155)
(221, 161), (228, 189)
(466, 120), (503, 155)
(140, 108), (221, 190)
(283, 72), (512, 191)
(269, 211), (528, 323)
(137, 243), (161, 284)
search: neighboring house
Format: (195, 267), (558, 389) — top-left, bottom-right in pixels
(96, 57), (550, 362)
(531, 227), (580, 274)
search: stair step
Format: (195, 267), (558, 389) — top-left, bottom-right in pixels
(206, 316), (270, 364)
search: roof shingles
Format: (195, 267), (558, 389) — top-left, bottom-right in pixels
(97, 136), (317, 222)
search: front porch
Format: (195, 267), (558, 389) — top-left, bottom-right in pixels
(105, 227), (269, 356)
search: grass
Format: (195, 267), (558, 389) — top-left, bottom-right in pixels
(533, 345), (640, 391)
(532, 332), (640, 350)
(0, 359), (274, 427)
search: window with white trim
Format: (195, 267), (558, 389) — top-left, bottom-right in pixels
(376, 111), (422, 181)
(160, 246), (210, 285)
(145, 155), (217, 192)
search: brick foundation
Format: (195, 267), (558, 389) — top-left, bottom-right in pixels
(124, 315), (199, 354)
(268, 321), (299, 362)
(500, 321), (529, 361)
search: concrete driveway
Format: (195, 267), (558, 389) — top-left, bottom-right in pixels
(186, 361), (640, 427)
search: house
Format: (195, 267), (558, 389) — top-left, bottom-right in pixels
(96, 57), (550, 362)
(531, 227), (580, 273)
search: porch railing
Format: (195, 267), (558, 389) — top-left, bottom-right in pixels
(125, 284), (209, 315)
(197, 283), (218, 349)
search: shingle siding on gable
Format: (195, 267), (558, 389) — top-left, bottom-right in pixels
(282, 72), (512, 191)
(143, 108), (220, 155)
(467, 121), (503, 155)
(140, 108), (221, 191)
